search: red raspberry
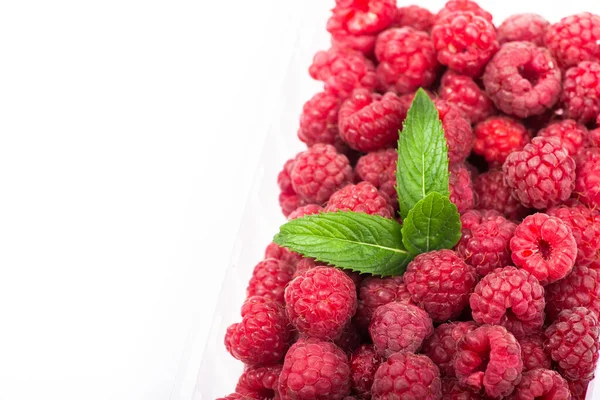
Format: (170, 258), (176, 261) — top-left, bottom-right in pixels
(431, 11), (498, 77)
(355, 148), (397, 209)
(434, 100), (474, 164)
(374, 27), (438, 94)
(449, 163), (476, 214)
(545, 264), (600, 322)
(421, 321), (478, 377)
(328, 0), (397, 36)
(545, 12), (600, 69)
(235, 364), (282, 400)
(309, 48), (377, 99)
(291, 143), (353, 204)
(285, 266), (357, 340)
(325, 182), (394, 218)
(474, 116), (531, 166)
(538, 119), (588, 158)
(507, 368), (570, 400)
(454, 325), (523, 398)
(350, 344), (381, 398)
(292, 259), (362, 290)
(544, 307), (600, 380)
(338, 89), (404, 152)
(510, 213), (577, 285)
(354, 275), (412, 330)
(371, 353), (442, 400)
(497, 14), (549, 46)
(460, 209), (503, 229)
(569, 379), (591, 400)
(503, 137), (576, 209)
(561, 61), (600, 124)
(264, 242), (302, 268)
(575, 148), (600, 208)
(519, 334), (551, 371)
(278, 156), (307, 217)
(368, 301), (434, 357)
(435, 0), (493, 24)
(287, 204), (323, 220)
(474, 170), (529, 220)
(590, 127), (600, 148)
(279, 338), (351, 400)
(404, 250), (477, 322)
(441, 377), (480, 399)
(456, 212), (517, 277)
(483, 41), (562, 118)
(439, 70), (495, 124)
(246, 258), (295, 303)
(393, 5), (434, 32)
(224, 296), (291, 365)
(330, 31), (377, 57)
(298, 91), (342, 148)
(470, 267), (545, 338)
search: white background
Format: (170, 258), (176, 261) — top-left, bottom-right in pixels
(0, 1), (598, 400)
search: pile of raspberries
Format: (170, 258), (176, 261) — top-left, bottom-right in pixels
(219, 1), (600, 399)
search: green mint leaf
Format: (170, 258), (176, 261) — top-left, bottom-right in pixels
(401, 192), (461, 254)
(274, 211), (413, 276)
(396, 88), (449, 219)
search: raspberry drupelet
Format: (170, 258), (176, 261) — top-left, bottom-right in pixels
(354, 275), (412, 330)
(246, 258), (295, 303)
(235, 364), (282, 400)
(421, 321), (478, 377)
(434, 100), (474, 164)
(569, 379), (591, 400)
(544, 12), (600, 69)
(439, 70), (495, 124)
(575, 148), (600, 209)
(497, 13), (549, 46)
(325, 182), (394, 218)
(449, 163), (476, 214)
(537, 119), (588, 158)
(506, 368), (570, 400)
(393, 5), (434, 32)
(474, 170), (529, 220)
(349, 344), (381, 398)
(298, 91), (342, 148)
(435, 0), (493, 24)
(561, 61), (600, 124)
(355, 148), (397, 209)
(545, 264), (600, 321)
(519, 334), (551, 371)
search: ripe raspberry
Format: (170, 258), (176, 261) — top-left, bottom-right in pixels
(374, 27), (438, 94)
(537, 119), (588, 158)
(545, 12), (600, 69)
(441, 378), (480, 399)
(506, 368), (570, 400)
(431, 11), (498, 77)
(439, 70), (495, 124)
(569, 379), (591, 400)
(454, 325), (523, 398)
(330, 32), (377, 57)
(355, 148), (397, 209)
(545, 264), (600, 321)
(483, 41), (562, 118)
(287, 204), (323, 220)
(404, 250), (477, 322)
(309, 48), (377, 99)
(456, 212), (517, 277)
(474, 170), (529, 220)
(474, 116), (530, 166)
(510, 213), (577, 285)
(328, 0), (397, 37)
(371, 353), (442, 400)
(449, 163), (476, 214)
(470, 267), (545, 338)
(590, 127), (600, 148)
(224, 296), (291, 365)
(298, 91), (342, 148)
(544, 307), (600, 380)
(519, 334), (551, 371)
(435, 0), (493, 23)
(354, 275), (412, 330)
(350, 344), (381, 398)
(497, 14), (549, 46)
(246, 258), (295, 303)
(561, 61), (600, 124)
(285, 266), (357, 340)
(393, 5), (434, 32)
(291, 143), (353, 204)
(279, 338), (351, 400)
(338, 89), (404, 152)
(264, 242), (302, 268)
(434, 100), (474, 164)
(460, 209), (503, 229)
(575, 148), (600, 208)
(235, 364), (282, 400)
(421, 321), (478, 377)
(503, 137), (576, 209)
(368, 301), (434, 357)
(325, 182), (394, 218)
(278, 156), (307, 217)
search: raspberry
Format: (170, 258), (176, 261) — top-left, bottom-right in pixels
(503, 137), (576, 209)
(510, 213), (577, 285)
(368, 301), (434, 357)
(449, 163), (476, 214)
(393, 5), (434, 32)
(561, 61), (600, 124)
(497, 14), (549, 46)
(545, 12), (600, 69)
(454, 325), (523, 398)
(441, 378), (480, 399)
(460, 209), (503, 229)
(568, 379), (591, 400)
(544, 307), (600, 380)
(279, 338), (351, 400)
(537, 119), (588, 158)
(474, 170), (529, 220)
(371, 353), (442, 400)
(431, 11), (498, 77)
(338, 89), (404, 152)
(224, 296), (291, 365)
(435, 0), (493, 23)
(470, 266), (545, 338)
(350, 344), (381, 398)
(456, 212), (517, 277)
(474, 116), (531, 166)
(434, 100), (474, 164)
(328, 0), (397, 36)
(575, 148), (600, 208)
(285, 266), (357, 340)
(309, 48), (378, 99)
(545, 264), (600, 321)
(421, 321), (478, 377)
(354, 275), (412, 330)
(355, 149), (397, 209)
(519, 334), (551, 371)
(278, 156), (307, 217)
(506, 368), (570, 400)
(325, 182), (394, 218)
(235, 364), (282, 400)
(298, 91), (342, 148)
(439, 70), (495, 124)
(404, 250), (477, 322)
(292, 259), (363, 288)
(483, 41), (562, 118)
(291, 143), (353, 204)
(287, 204), (323, 220)
(374, 27), (438, 94)
(330, 32), (377, 56)
(246, 258), (295, 303)
(264, 242), (302, 268)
